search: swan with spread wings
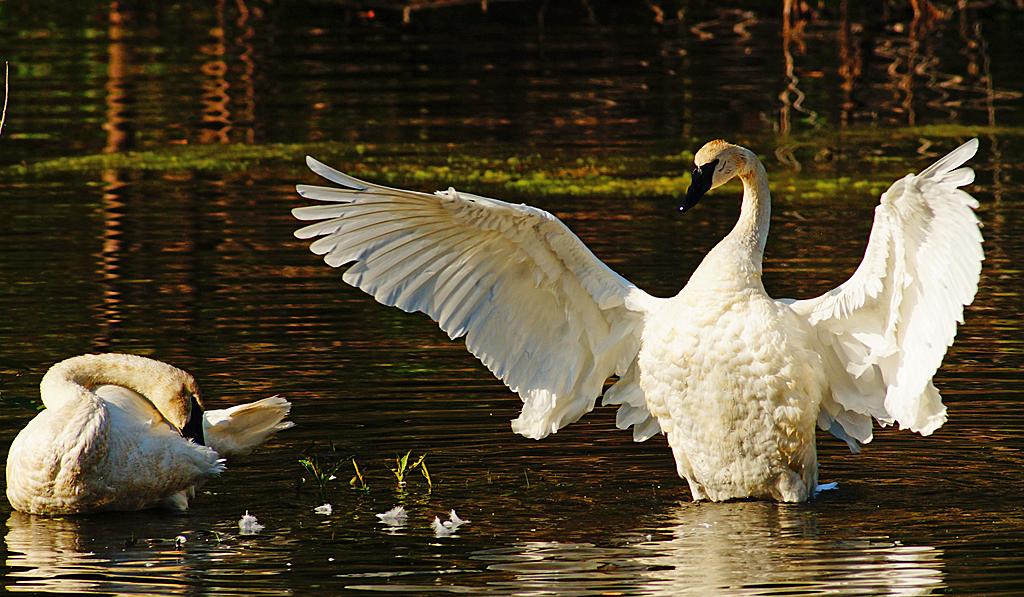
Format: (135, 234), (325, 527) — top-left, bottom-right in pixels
(292, 138), (982, 502)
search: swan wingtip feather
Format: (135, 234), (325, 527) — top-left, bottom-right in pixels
(305, 155), (323, 170)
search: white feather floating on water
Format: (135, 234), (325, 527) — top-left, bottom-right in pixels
(432, 509), (470, 537)
(447, 510), (468, 529)
(239, 511), (264, 535)
(431, 517), (451, 537)
(314, 503), (333, 515)
(376, 505), (408, 527)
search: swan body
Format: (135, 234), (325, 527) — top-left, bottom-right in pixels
(642, 287), (826, 501)
(292, 138), (982, 502)
(5, 353), (293, 515)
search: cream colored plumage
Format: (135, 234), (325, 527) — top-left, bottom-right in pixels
(5, 353), (293, 515)
(292, 138), (982, 502)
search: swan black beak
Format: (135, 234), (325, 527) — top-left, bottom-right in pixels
(182, 393), (206, 445)
(680, 158), (718, 213)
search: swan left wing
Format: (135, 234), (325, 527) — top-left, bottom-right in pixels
(785, 139), (983, 448)
(294, 157), (661, 441)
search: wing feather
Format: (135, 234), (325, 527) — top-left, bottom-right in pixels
(788, 139), (983, 445)
(294, 157), (659, 439)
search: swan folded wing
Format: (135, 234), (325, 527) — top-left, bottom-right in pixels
(294, 157), (657, 439)
(5, 396), (112, 514)
(787, 139), (983, 444)
(96, 386), (224, 510)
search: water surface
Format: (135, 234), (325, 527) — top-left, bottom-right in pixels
(2, 2), (1024, 595)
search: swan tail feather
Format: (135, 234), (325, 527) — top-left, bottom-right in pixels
(203, 396), (294, 459)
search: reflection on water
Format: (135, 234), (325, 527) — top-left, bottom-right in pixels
(5, 512), (192, 595)
(4, 511), (296, 596)
(0, 486), (985, 596)
(2, 2), (1021, 163)
(632, 503), (942, 596)
(470, 503), (943, 596)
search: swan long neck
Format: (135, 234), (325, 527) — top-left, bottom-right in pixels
(685, 151), (771, 294)
(728, 156), (771, 262)
(39, 353), (197, 431)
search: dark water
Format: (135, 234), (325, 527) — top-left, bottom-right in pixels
(2, 2), (1024, 595)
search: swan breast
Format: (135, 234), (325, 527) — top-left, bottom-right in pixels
(638, 289), (826, 501)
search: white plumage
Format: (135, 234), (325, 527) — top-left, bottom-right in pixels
(5, 353), (294, 515)
(292, 139), (982, 502)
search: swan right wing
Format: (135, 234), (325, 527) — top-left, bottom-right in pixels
(785, 139), (983, 449)
(294, 158), (662, 441)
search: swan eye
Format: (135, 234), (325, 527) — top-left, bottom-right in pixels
(699, 158), (720, 177)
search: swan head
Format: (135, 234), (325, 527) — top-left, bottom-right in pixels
(95, 354), (206, 431)
(170, 376), (206, 445)
(123, 357), (207, 443)
(41, 353), (208, 444)
(150, 372), (206, 444)
(681, 140), (751, 212)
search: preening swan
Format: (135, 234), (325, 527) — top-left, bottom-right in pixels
(5, 353), (293, 515)
(292, 138), (982, 502)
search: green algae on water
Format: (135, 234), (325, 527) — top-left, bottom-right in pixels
(3, 141), (697, 197)
(4, 123), (1011, 198)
